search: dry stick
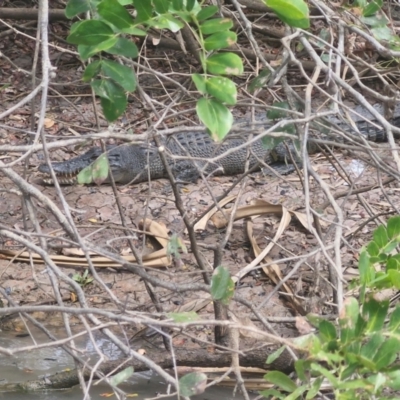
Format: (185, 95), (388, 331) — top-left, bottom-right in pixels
(149, 136), (211, 277)
(134, 86), (190, 353)
(0, 7), (67, 20)
(293, 26), (400, 139)
(353, 164), (392, 228)
(229, 327), (251, 400)
(315, 145), (387, 273)
(0, 240), (120, 388)
(37, 2), (90, 393)
(0, 229), (178, 387)
(36, 11), (160, 392)
(303, 51), (345, 309)
(0, 287), (99, 374)
(21, 0), (47, 291)
(375, 163), (400, 214)
(180, 24), (202, 64)
(0, 20), (36, 38)
(135, 61), (272, 347)
(288, 31), (394, 310)
(350, 211), (395, 239)
(300, 30), (400, 171)
(208, 2), (264, 347)
(0, 48), (31, 76)
(229, 0), (274, 71)
(135, 88), (210, 283)
(237, 295), (299, 363)
(143, 114), (234, 346)
(319, 176), (396, 212)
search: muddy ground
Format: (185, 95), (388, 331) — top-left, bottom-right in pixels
(0, 16), (398, 345)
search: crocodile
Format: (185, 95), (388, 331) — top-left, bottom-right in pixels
(38, 113), (394, 185)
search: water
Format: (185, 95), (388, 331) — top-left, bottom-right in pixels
(0, 331), (248, 399)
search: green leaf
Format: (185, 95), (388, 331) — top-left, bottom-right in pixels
(101, 60), (136, 92)
(172, 0), (184, 11)
(389, 304), (400, 333)
(167, 311), (199, 323)
(358, 249), (374, 285)
(284, 385), (308, 400)
(132, 0), (153, 22)
(196, 97), (233, 140)
(318, 320), (337, 342)
(77, 153), (109, 185)
(83, 61), (102, 82)
(341, 363), (358, 381)
(371, 271), (392, 289)
(337, 378), (372, 391)
(259, 389), (285, 399)
(65, 0), (91, 18)
(192, 74), (207, 94)
(262, 135), (288, 152)
(91, 153), (110, 185)
(76, 167), (93, 185)
(186, 0), (195, 11)
(387, 216), (400, 239)
(266, 345), (287, 365)
(167, 233), (187, 259)
(339, 297), (360, 343)
(91, 79), (127, 121)
(248, 69), (271, 92)
(263, 371), (297, 392)
(369, 373), (386, 394)
(383, 241), (399, 254)
(267, 102), (291, 119)
(105, 37), (139, 57)
(354, 311), (368, 337)
(68, 20), (116, 46)
(387, 370), (400, 390)
(264, 0), (310, 29)
(315, 28), (331, 49)
(91, 79), (111, 100)
(151, 14), (184, 32)
(361, 14), (387, 28)
(72, 272), (82, 281)
(98, 0), (135, 30)
(179, 372), (207, 397)
(373, 225), (389, 249)
(206, 52), (243, 75)
(306, 376), (323, 399)
(363, 0), (383, 17)
(294, 359), (310, 382)
(153, 0), (169, 14)
(360, 332), (385, 360)
(204, 31), (237, 51)
(310, 363), (339, 386)
(306, 313), (325, 328)
(388, 269), (400, 289)
(78, 36), (119, 60)
(373, 337), (400, 369)
(109, 366), (134, 387)
(366, 240), (380, 257)
(205, 77), (237, 105)
(363, 298), (389, 333)
(371, 25), (394, 42)
(120, 26), (147, 35)
(210, 266), (234, 305)
(196, 5), (218, 21)
(292, 333), (321, 355)
(200, 18), (233, 35)
(79, 45), (103, 60)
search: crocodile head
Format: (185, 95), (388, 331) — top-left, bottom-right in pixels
(38, 146), (111, 185)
